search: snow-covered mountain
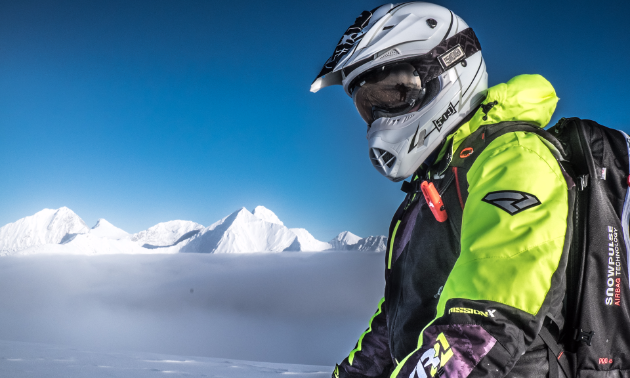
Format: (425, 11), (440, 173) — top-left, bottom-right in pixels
(0, 206), (386, 255)
(23, 219), (169, 256)
(328, 232), (386, 252)
(328, 231), (362, 250)
(352, 235), (387, 252)
(181, 208), (296, 254)
(0, 207), (89, 256)
(130, 220), (204, 247)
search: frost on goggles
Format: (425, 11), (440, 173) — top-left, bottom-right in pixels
(351, 63), (424, 125)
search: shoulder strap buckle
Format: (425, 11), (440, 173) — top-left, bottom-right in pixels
(577, 175), (589, 191)
(400, 180), (421, 194)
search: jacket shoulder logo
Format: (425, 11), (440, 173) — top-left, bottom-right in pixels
(482, 191), (541, 215)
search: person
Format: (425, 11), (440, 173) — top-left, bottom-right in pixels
(311, 3), (571, 378)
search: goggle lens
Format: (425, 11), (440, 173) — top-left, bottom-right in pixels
(351, 63), (423, 125)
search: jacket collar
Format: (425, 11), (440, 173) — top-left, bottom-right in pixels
(433, 74), (559, 168)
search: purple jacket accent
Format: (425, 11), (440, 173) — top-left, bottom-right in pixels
(404, 324), (496, 378)
(391, 200), (422, 267)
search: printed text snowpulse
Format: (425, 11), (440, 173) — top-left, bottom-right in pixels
(606, 226), (622, 306)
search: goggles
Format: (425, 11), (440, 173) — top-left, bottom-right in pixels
(351, 63), (425, 125)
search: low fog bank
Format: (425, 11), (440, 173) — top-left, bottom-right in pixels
(0, 252), (385, 366)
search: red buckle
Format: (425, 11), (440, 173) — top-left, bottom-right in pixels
(421, 181), (448, 222)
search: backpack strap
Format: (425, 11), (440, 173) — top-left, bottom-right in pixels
(539, 323), (574, 378)
(445, 121), (574, 208)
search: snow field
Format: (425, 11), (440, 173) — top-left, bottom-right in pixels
(0, 340), (330, 377)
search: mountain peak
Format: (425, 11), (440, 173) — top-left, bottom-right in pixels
(0, 207), (89, 255)
(182, 207), (293, 254)
(332, 231), (362, 243)
(92, 219), (113, 229)
(329, 231), (362, 250)
(252, 206), (283, 225)
(89, 219), (129, 240)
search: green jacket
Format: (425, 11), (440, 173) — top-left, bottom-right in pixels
(335, 74), (571, 378)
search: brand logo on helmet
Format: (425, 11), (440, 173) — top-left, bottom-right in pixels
(437, 45), (466, 70)
(432, 103), (456, 130)
(482, 191), (541, 215)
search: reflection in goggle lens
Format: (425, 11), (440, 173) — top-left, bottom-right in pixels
(352, 63), (424, 125)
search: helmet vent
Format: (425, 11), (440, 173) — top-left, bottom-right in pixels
(376, 49), (400, 60)
(370, 148), (396, 169)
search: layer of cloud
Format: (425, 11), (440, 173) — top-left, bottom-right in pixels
(0, 252), (384, 366)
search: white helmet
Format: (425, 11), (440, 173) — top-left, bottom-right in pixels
(311, 2), (488, 182)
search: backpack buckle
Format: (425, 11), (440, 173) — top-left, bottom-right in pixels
(400, 180), (421, 194)
(574, 329), (594, 346)
(577, 175), (589, 191)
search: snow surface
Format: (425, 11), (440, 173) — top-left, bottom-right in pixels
(0, 207), (89, 256)
(130, 220), (204, 247)
(89, 219), (129, 240)
(20, 233), (177, 255)
(253, 205), (284, 225)
(0, 340), (330, 378)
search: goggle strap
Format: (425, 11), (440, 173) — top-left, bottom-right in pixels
(346, 27), (481, 90)
(410, 27), (482, 86)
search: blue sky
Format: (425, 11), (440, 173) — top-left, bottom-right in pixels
(1, 0), (629, 240)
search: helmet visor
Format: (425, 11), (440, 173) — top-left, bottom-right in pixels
(351, 63), (424, 125)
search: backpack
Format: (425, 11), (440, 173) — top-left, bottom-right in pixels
(541, 117), (630, 378)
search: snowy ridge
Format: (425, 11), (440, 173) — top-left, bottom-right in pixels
(328, 232), (386, 252)
(284, 228), (331, 252)
(328, 231), (362, 250)
(0, 207), (386, 255)
(352, 235), (387, 252)
(131, 220), (204, 247)
(0, 207), (89, 256)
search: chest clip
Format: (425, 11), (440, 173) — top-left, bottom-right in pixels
(421, 181), (448, 222)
